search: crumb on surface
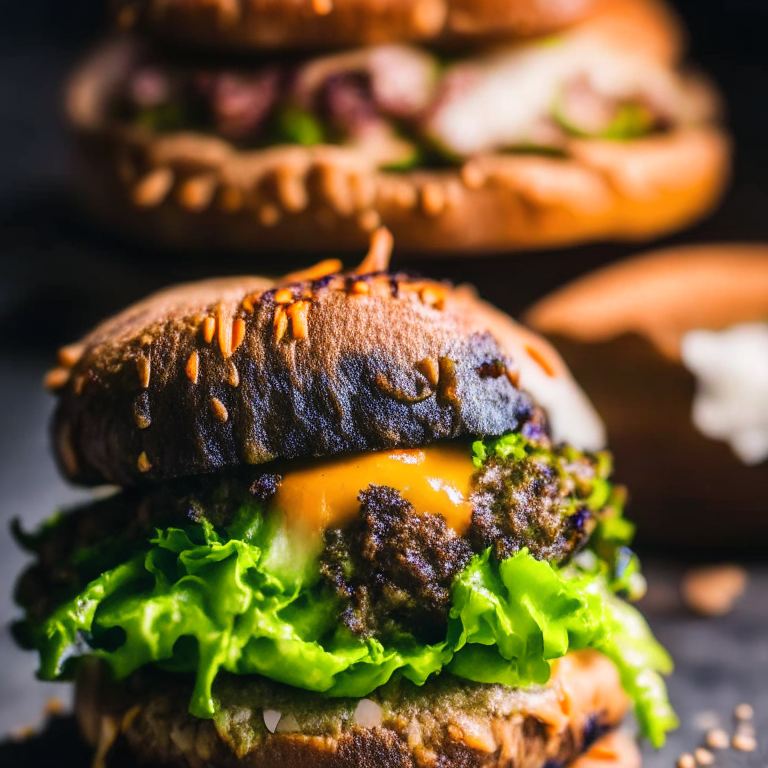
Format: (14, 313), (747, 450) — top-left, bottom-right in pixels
(681, 565), (747, 616)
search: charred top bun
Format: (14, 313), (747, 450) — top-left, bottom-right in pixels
(47, 232), (583, 486)
(115, 0), (598, 51)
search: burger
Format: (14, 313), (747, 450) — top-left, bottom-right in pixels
(67, 0), (729, 254)
(526, 242), (768, 551)
(14, 231), (677, 768)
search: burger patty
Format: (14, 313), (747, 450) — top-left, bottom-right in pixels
(77, 650), (629, 768)
(15, 438), (608, 644)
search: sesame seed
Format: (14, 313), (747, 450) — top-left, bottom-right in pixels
(186, 352), (200, 384)
(357, 209), (381, 233)
(694, 748), (714, 765)
(44, 699), (65, 716)
(211, 398), (228, 423)
(133, 395), (151, 430)
(735, 703), (754, 721)
(57, 343), (85, 369)
(420, 285), (446, 310)
(218, 185), (243, 212)
(231, 318), (246, 355)
(274, 288), (294, 305)
(136, 356), (151, 388)
(311, 0), (332, 15)
(732, 733), (757, 752)
(273, 306), (288, 343)
(134, 414), (151, 430)
(287, 301), (310, 340)
(44, 368), (70, 391)
(525, 344), (557, 377)
(705, 728), (729, 750)
(282, 259), (342, 285)
(354, 227), (393, 275)
(677, 754), (695, 768)
(461, 162), (486, 190)
(178, 175), (215, 212)
(227, 361), (239, 388)
(411, 0), (444, 36)
(421, 183), (445, 217)
(242, 296), (255, 313)
(203, 316), (216, 344)
(393, 181), (417, 209)
(217, 306), (234, 358)
(137, 452), (152, 473)
(259, 204), (280, 227)
(506, 367), (521, 387)
(132, 167), (173, 208)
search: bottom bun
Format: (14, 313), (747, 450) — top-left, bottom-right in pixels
(77, 650), (630, 768)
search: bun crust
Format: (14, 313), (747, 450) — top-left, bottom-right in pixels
(116, 0), (595, 51)
(48, 267), (541, 486)
(76, 650), (630, 768)
(67, 37), (729, 256)
(527, 244), (768, 359)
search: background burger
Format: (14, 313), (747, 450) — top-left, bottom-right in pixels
(13, 232), (677, 768)
(527, 242), (768, 551)
(66, 0), (729, 254)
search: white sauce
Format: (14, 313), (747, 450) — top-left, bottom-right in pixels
(515, 346), (607, 453)
(681, 322), (768, 465)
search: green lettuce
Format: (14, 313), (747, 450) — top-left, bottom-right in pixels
(26, 519), (676, 746)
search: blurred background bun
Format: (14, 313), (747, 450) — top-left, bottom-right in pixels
(66, 0), (730, 255)
(526, 243), (768, 551)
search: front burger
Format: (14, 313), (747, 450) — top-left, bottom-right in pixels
(14, 232), (676, 768)
(67, 0), (729, 254)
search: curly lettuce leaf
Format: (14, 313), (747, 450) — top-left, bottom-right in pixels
(447, 549), (677, 747)
(26, 510), (676, 745)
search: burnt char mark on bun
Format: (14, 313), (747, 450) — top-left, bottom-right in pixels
(50, 269), (535, 487)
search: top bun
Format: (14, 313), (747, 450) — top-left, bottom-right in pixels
(115, 0), (600, 51)
(48, 232), (602, 487)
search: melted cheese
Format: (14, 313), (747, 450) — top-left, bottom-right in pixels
(270, 444), (475, 535)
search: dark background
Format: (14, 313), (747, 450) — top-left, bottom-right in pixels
(0, 0), (767, 761)
(1, 0), (768, 353)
